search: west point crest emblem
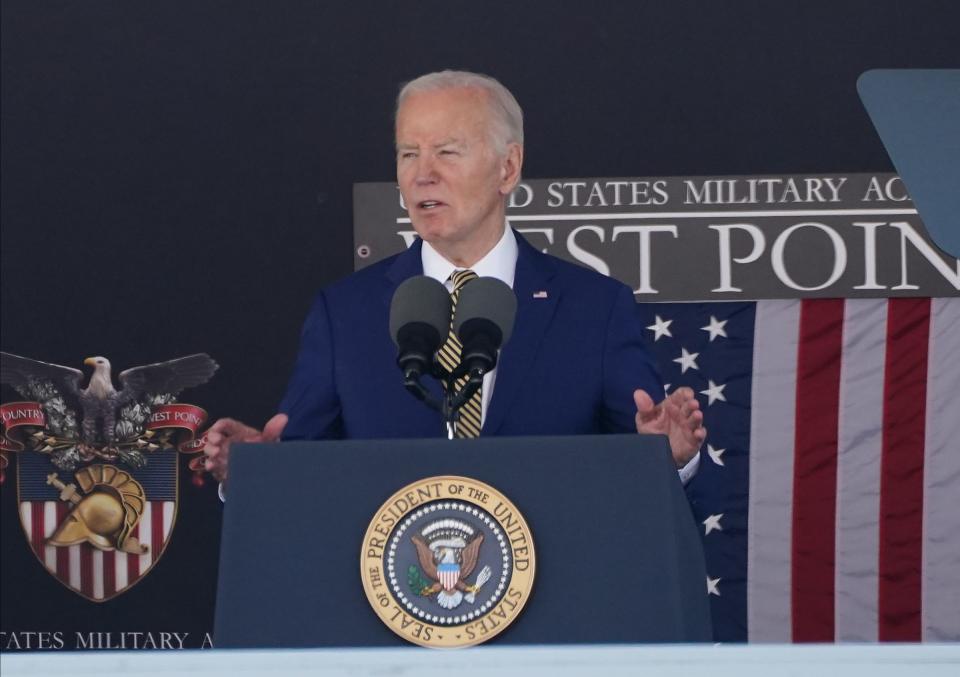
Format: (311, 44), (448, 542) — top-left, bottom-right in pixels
(361, 476), (535, 648)
(0, 351), (218, 602)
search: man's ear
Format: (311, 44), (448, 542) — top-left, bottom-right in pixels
(498, 143), (524, 195)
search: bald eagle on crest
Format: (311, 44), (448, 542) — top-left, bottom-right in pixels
(1, 351), (218, 446)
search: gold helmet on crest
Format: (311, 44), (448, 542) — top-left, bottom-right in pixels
(47, 464), (148, 555)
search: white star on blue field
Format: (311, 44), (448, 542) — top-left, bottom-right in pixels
(637, 301), (756, 641)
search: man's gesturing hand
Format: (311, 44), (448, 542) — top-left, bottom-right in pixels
(203, 413), (288, 484)
(634, 387), (706, 467)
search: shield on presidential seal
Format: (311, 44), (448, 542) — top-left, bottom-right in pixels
(16, 449), (179, 602)
(437, 562), (461, 591)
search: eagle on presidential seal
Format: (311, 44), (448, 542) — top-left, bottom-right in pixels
(409, 518), (493, 610)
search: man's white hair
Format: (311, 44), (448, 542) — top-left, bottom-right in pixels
(396, 70), (524, 154)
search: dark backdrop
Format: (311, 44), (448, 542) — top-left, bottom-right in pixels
(2, 0), (958, 648)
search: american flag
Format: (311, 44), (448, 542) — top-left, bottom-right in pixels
(636, 298), (960, 643)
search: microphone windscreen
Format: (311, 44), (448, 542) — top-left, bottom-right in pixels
(389, 276), (452, 347)
(453, 277), (518, 346)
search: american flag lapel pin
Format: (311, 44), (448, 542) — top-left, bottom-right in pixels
(532, 290), (548, 299)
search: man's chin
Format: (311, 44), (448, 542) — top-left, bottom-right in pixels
(411, 222), (455, 244)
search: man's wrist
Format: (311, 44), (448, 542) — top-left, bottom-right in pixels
(678, 451), (701, 485)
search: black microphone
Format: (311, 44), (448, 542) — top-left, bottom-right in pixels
(452, 277), (517, 376)
(389, 276), (452, 382)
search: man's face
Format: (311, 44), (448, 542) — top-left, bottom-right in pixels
(396, 87), (520, 257)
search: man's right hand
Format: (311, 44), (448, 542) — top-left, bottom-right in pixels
(203, 413), (288, 484)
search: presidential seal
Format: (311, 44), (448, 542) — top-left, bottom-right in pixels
(361, 476), (535, 648)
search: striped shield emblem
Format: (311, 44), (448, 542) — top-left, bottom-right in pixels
(437, 562), (460, 592)
(17, 449), (177, 602)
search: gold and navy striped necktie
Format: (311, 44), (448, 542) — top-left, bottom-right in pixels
(436, 269), (482, 438)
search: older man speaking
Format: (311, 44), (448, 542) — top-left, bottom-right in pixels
(204, 71), (705, 484)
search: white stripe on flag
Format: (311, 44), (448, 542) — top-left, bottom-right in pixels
(922, 298), (960, 641)
(68, 545), (81, 590)
(116, 547), (129, 590)
(747, 299), (801, 643)
(43, 502), (57, 572)
(834, 298), (887, 641)
(92, 549), (104, 600)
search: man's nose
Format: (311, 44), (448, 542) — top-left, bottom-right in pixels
(415, 155), (439, 185)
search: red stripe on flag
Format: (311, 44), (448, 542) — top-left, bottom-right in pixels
(55, 502), (69, 580)
(80, 544), (94, 598)
(127, 522), (141, 582)
(103, 547), (116, 598)
(792, 298), (844, 642)
(878, 298), (929, 641)
(30, 502), (45, 556)
(151, 502), (164, 561)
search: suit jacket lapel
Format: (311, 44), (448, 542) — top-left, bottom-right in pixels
(384, 238), (424, 299)
(482, 233), (559, 435)
(381, 242), (425, 368)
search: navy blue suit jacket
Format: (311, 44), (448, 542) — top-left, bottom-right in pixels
(279, 232), (663, 440)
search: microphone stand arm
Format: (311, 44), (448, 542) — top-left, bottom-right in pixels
(402, 371), (443, 413)
(440, 368), (485, 438)
(398, 364), (485, 433)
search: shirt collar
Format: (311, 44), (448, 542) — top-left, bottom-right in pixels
(420, 224), (518, 289)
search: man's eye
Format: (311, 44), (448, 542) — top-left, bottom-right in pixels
(439, 149), (458, 156)
(400, 152), (417, 159)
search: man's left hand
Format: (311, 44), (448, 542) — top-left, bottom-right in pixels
(634, 387), (706, 467)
